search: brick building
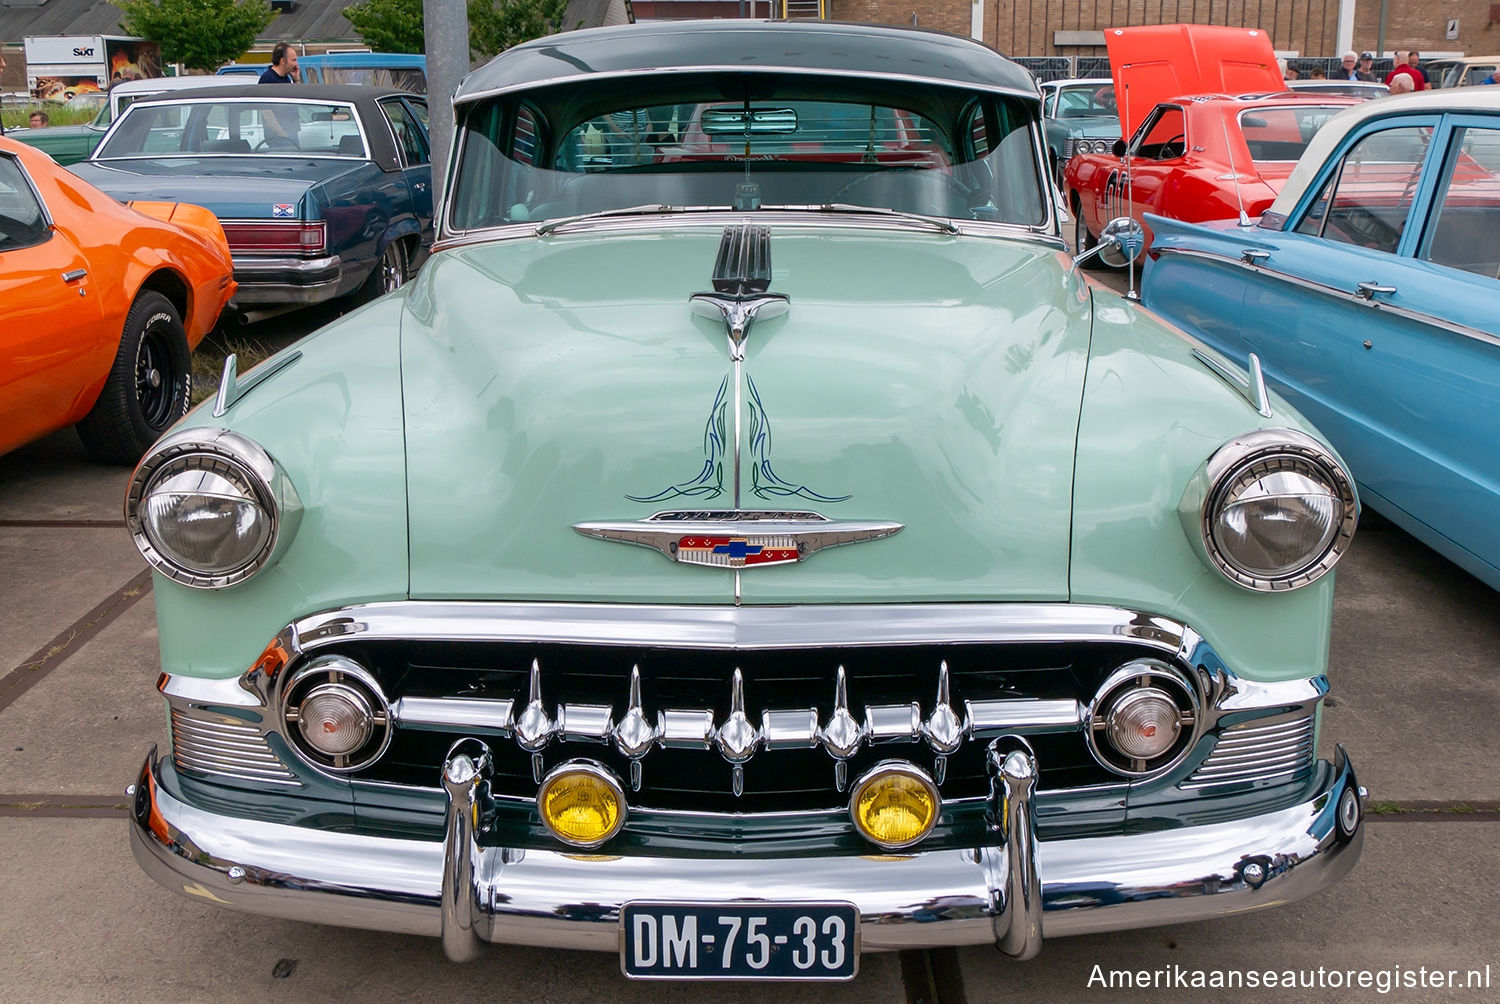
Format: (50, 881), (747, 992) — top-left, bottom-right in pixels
(631, 0), (1500, 58)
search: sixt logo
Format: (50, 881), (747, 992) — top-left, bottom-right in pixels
(72, 47), (96, 57)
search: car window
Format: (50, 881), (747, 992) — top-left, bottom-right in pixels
(1294, 124), (1432, 253)
(382, 98), (428, 166)
(1057, 86), (1114, 118)
(449, 79), (1045, 229)
(1131, 106), (1186, 160)
(99, 100), (366, 158)
(0, 155), (51, 252)
(1238, 105), (1345, 163)
(1420, 125), (1500, 280)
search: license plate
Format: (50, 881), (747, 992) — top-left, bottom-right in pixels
(621, 902), (859, 980)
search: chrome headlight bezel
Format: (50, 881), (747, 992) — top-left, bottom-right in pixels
(125, 427), (302, 589)
(1181, 429), (1358, 592)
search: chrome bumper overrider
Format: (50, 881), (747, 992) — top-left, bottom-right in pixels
(130, 743), (1363, 961)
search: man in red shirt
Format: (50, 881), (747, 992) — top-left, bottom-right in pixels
(1385, 51), (1426, 91)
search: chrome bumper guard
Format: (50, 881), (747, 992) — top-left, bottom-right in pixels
(130, 743), (1362, 962)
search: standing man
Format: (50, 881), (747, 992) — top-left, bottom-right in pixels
(1334, 52), (1360, 81)
(28, 111), (48, 128)
(1385, 52), (1425, 91)
(259, 42), (299, 84)
(1406, 51), (1428, 88)
(1356, 52), (1378, 81)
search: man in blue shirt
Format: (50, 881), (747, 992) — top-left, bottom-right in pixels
(259, 43), (299, 84)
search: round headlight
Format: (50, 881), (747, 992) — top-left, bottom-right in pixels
(140, 460), (271, 575)
(538, 761), (627, 848)
(1086, 661), (1199, 777)
(1185, 430), (1357, 591)
(849, 762), (940, 850)
(297, 683), (374, 756)
(127, 429), (301, 589)
(281, 656), (392, 772)
(1105, 687), (1182, 759)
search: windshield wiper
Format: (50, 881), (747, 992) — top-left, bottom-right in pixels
(812, 203), (961, 235)
(534, 204), (726, 237)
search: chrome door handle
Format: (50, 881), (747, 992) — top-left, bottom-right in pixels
(1355, 281), (1396, 300)
(62, 268), (88, 282)
(1240, 249), (1270, 264)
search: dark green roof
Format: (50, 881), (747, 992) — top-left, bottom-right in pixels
(455, 20), (1038, 103)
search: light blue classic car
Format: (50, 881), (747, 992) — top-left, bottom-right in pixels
(1144, 88), (1500, 590)
(1040, 77), (1121, 185)
(123, 20), (1364, 977)
(69, 84), (433, 316)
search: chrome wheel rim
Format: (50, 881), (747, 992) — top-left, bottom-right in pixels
(379, 244), (404, 293)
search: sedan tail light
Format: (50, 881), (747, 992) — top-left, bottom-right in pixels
(221, 220), (327, 256)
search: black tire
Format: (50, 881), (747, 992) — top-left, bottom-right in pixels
(361, 237), (409, 302)
(75, 291), (191, 465)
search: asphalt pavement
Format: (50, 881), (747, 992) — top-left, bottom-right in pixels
(1, 281), (1497, 1002)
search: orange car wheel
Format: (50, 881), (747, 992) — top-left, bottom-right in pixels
(76, 291), (192, 465)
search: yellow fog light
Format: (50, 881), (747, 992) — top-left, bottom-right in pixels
(849, 762), (940, 850)
(537, 761), (627, 848)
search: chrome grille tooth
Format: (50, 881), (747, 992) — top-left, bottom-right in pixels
(612, 665), (659, 759)
(819, 665), (864, 760)
(714, 668), (761, 763)
(513, 658), (554, 753)
(921, 660), (965, 755)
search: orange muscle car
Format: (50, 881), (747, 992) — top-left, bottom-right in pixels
(0, 136), (234, 463)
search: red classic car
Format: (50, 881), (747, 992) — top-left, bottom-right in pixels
(1062, 24), (1356, 260)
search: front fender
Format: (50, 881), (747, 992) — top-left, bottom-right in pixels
(1070, 287), (1339, 684)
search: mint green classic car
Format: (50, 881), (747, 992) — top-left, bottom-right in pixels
(124, 20), (1365, 978)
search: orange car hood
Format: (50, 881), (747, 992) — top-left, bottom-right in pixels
(1105, 24), (1283, 140)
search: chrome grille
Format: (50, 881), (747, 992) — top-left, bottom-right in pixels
(1182, 715), (1315, 790)
(171, 708), (300, 786)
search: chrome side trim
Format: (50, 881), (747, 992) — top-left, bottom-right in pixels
(1156, 246), (1500, 350)
(1190, 348), (1272, 418)
(1182, 714), (1315, 790)
(129, 746), (1363, 955)
(169, 708), (299, 786)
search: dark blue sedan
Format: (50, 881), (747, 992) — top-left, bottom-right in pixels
(70, 84), (433, 316)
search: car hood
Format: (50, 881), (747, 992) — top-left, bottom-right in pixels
(67, 157), (363, 217)
(1106, 25), (1283, 139)
(398, 224), (1093, 604)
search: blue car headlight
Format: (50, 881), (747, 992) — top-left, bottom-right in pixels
(1181, 429), (1358, 591)
(126, 428), (302, 589)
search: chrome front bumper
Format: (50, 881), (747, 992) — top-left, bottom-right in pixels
(130, 743), (1363, 961)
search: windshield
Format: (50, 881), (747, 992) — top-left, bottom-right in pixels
(98, 100), (366, 158)
(1238, 105), (1347, 163)
(315, 66), (426, 93)
(449, 74), (1045, 231)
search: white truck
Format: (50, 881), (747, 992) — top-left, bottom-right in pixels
(23, 35), (162, 102)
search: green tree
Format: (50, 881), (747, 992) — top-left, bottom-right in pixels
(341, 0), (425, 54)
(115, 0), (278, 73)
(341, 0), (575, 61)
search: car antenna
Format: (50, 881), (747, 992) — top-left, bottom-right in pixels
(1219, 106), (1253, 227)
(1123, 79), (1139, 300)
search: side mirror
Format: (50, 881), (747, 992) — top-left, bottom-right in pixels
(1112, 139), (1128, 158)
(1072, 216), (1146, 269)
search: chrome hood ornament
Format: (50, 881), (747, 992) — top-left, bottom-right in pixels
(574, 510), (902, 568)
(689, 224), (789, 361)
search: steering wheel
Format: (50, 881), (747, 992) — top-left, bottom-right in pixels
(255, 134), (301, 152)
(1159, 134), (1186, 159)
(829, 170), (971, 214)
